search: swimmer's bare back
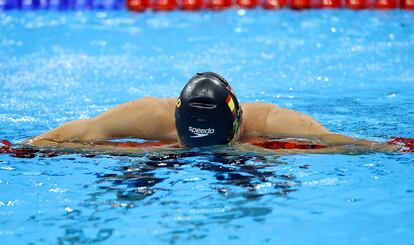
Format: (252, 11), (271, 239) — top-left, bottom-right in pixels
(24, 97), (399, 153)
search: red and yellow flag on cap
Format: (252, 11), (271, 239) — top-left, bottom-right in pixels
(226, 94), (235, 114)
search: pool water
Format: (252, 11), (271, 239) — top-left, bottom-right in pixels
(1, 9), (414, 244)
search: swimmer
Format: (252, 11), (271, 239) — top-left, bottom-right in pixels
(21, 72), (412, 154)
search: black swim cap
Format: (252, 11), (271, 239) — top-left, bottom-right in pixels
(175, 72), (243, 148)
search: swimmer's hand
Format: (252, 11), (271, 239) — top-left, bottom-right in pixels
(318, 134), (400, 152)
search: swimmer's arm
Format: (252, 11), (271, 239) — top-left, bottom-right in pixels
(273, 110), (397, 151)
(22, 119), (97, 147)
(248, 103), (397, 152)
(25, 97), (177, 147)
(20, 141), (178, 155)
(241, 143), (396, 155)
(242, 103), (333, 138)
(317, 134), (399, 152)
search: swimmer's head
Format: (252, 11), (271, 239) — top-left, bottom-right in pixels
(175, 72), (243, 148)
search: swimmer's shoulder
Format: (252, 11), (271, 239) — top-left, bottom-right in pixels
(241, 102), (283, 115)
(240, 102), (309, 135)
(240, 102), (283, 133)
(241, 102), (319, 122)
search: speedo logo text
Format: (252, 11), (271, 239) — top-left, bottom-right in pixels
(188, 126), (215, 138)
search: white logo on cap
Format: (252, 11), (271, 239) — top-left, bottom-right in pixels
(188, 126), (215, 138)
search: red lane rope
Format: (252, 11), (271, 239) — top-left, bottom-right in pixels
(127, 0), (414, 11)
(92, 139), (177, 148)
(388, 137), (414, 152)
(1, 140), (45, 158)
(0, 139), (178, 158)
(1, 137), (414, 158)
(243, 136), (327, 150)
(1, 0), (412, 10)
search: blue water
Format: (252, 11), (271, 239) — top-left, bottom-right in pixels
(1, 9), (414, 244)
